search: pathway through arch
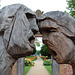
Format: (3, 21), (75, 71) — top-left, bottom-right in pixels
(26, 56), (50, 75)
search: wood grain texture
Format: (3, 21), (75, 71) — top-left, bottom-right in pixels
(0, 4), (38, 75)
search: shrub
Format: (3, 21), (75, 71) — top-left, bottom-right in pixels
(48, 59), (52, 64)
(25, 56), (37, 61)
(25, 59), (34, 66)
(43, 59), (52, 66)
(41, 56), (47, 61)
(40, 44), (51, 57)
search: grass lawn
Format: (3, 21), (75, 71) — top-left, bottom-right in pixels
(25, 66), (31, 75)
(45, 65), (52, 75)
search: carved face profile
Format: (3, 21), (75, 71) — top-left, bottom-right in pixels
(39, 11), (75, 64)
(0, 4), (39, 58)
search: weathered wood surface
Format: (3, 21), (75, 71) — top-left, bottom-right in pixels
(39, 11), (75, 75)
(0, 4), (38, 75)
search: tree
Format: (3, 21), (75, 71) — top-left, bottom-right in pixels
(66, 0), (75, 18)
(32, 45), (36, 55)
(36, 50), (40, 55)
(40, 44), (51, 57)
(35, 38), (40, 47)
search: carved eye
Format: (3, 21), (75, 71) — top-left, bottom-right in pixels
(45, 30), (51, 33)
(45, 28), (57, 33)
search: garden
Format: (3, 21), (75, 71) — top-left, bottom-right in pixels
(41, 56), (52, 75)
(24, 55), (52, 75)
(24, 38), (52, 75)
(25, 56), (37, 75)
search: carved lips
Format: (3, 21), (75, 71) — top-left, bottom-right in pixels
(29, 35), (35, 49)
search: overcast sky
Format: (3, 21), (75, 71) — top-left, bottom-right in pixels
(0, 0), (68, 50)
(1, 0), (68, 13)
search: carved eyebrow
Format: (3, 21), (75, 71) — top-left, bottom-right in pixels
(40, 27), (57, 30)
(39, 27), (57, 34)
(39, 26), (50, 29)
(39, 17), (57, 22)
(39, 18), (57, 29)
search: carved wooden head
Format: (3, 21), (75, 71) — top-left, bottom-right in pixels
(0, 4), (39, 59)
(39, 11), (75, 64)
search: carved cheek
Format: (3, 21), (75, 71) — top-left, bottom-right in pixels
(42, 32), (49, 44)
(47, 32), (73, 63)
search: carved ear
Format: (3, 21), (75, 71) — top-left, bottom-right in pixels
(0, 24), (7, 35)
(0, 23), (9, 32)
(0, 17), (5, 34)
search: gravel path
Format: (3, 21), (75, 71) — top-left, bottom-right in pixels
(27, 56), (50, 75)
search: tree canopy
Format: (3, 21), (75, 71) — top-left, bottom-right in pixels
(35, 38), (40, 47)
(66, 0), (75, 18)
(32, 45), (36, 55)
(40, 44), (51, 57)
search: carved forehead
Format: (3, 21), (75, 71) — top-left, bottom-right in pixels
(0, 4), (37, 33)
(39, 11), (75, 35)
(0, 3), (38, 32)
(0, 4), (38, 49)
(1, 4), (37, 18)
(38, 18), (58, 31)
(39, 18), (57, 29)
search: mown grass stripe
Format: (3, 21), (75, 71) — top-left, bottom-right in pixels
(45, 65), (52, 75)
(25, 66), (31, 75)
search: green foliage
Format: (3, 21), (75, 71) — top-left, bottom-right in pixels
(43, 60), (52, 66)
(25, 59), (34, 66)
(26, 56), (37, 61)
(35, 42), (40, 46)
(35, 38), (38, 41)
(25, 66), (31, 75)
(35, 38), (40, 47)
(36, 50), (40, 55)
(45, 65), (52, 75)
(66, 0), (75, 18)
(32, 57), (37, 61)
(32, 45), (36, 55)
(40, 44), (51, 57)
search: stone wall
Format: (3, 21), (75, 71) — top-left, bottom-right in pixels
(60, 64), (73, 75)
(12, 62), (17, 75)
(60, 65), (64, 75)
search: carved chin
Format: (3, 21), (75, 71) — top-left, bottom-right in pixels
(7, 36), (35, 59)
(7, 44), (33, 59)
(47, 46), (66, 64)
(12, 49), (33, 59)
(49, 48), (69, 64)
(48, 49), (59, 62)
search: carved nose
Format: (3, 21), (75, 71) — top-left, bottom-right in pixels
(31, 25), (39, 34)
(42, 36), (48, 44)
(31, 28), (38, 34)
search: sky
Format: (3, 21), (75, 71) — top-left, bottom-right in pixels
(0, 0), (68, 50)
(1, 0), (68, 13)
(35, 37), (43, 51)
